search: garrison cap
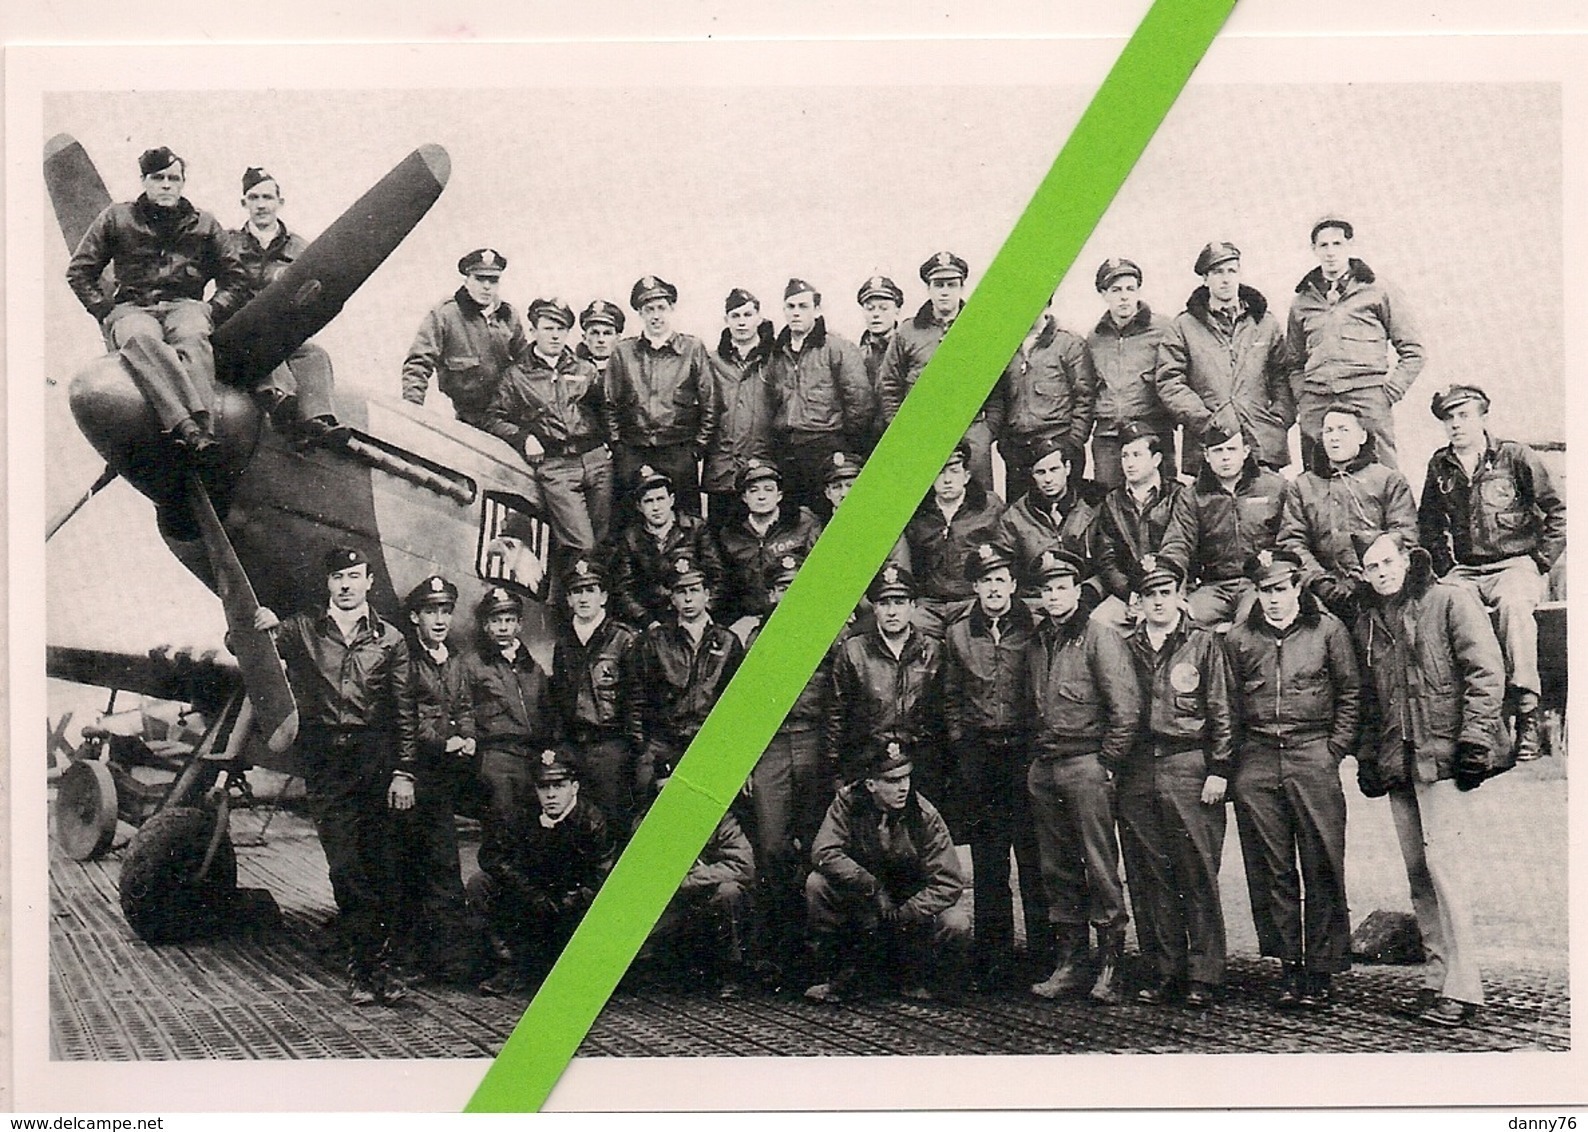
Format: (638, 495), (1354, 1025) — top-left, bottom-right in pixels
(138, 146), (181, 176)
(1349, 528), (1409, 563)
(965, 540), (1015, 583)
(1117, 420), (1164, 453)
(1095, 257), (1142, 291)
(824, 450), (864, 485)
(667, 555), (707, 591)
(630, 275), (678, 309)
(1310, 214), (1355, 243)
(530, 746), (579, 785)
(528, 296), (576, 329)
(1137, 554), (1184, 593)
(560, 555), (607, 592)
(323, 545), (370, 575)
(920, 251), (969, 283)
(241, 166), (275, 193)
(458, 248), (506, 276)
(770, 553), (803, 588)
(632, 463), (674, 496)
(1028, 434), (1079, 471)
(1200, 411), (1248, 450)
(1430, 384), (1491, 420)
(783, 277), (819, 301)
(857, 275), (905, 305)
(1027, 546), (1087, 585)
(1246, 547), (1304, 588)
(1194, 241), (1241, 275)
(477, 585), (524, 619)
(724, 287), (759, 314)
(737, 456), (782, 493)
(867, 563), (917, 603)
(404, 574), (458, 611)
(579, 299), (625, 333)
(866, 738), (913, 778)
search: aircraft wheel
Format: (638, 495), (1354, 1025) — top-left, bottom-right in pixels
(55, 758), (118, 860)
(119, 806), (238, 944)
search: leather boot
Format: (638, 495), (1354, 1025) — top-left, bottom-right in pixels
(1513, 710), (1542, 761)
(1088, 926), (1125, 1005)
(1030, 923), (1089, 999)
(803, 936), (857, 1004)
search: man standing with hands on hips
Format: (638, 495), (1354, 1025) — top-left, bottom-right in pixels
(1286, 215), (1423, 469)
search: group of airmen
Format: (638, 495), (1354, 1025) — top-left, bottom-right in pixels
(66, 148), (1567, 1026)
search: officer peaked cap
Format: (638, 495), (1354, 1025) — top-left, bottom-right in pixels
(528, 297), (576, 329)
(458, 248), (507, 275)
(857, 275), (905, 305)
(1430, 384), (1491, 420)
(404, 574), (458, 610)
(630, 275), (678, 309)
(1193, 241), (1241, 275)
(1094, 257), (1142, 291)
(920, 251), (969, 283)
(579, 299), (625, 332)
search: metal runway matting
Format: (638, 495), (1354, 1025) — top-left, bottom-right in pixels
(49, 806), (1570, 1061)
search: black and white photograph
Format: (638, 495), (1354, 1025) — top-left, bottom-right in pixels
(6, 19), (1583, 1114)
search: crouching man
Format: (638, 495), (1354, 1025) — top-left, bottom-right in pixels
(635, 773), (757, 1000)
(467, 746), (614, 997)
(1354, 531), (1506, 1028)
(804, 740), (969, 1004)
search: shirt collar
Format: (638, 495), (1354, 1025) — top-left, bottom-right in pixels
(325, 603), (371, 639)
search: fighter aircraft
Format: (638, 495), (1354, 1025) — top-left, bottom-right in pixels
(45, 135), (557, 942)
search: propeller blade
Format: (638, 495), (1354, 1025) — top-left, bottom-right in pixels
(187, 475), (299, 753)
(46, 464), (117, 541)
(213, 143), (451, 387)
(44, 133), (113, 254)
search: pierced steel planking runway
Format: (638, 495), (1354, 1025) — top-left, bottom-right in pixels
(50, 805), (1570, 1061)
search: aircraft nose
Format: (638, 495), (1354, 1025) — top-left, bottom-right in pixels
(416, 143), (451, 187)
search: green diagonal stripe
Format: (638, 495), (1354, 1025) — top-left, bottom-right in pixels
(466, 0), (1236, 1111)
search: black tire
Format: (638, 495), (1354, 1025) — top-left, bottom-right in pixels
(119, 806), (237, 944)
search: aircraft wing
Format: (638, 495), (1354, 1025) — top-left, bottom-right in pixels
(48, 644), (241, 713)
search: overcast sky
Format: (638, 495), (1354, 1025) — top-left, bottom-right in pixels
(40, 79), (1562, 663)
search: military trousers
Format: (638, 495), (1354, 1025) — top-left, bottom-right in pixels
(300, 727), (396, 975)
(465, 869), (592, 974)
(1027, 750), (1128, 930)
(571, 732), (637, 843)
(389, 751), (474, 976)
(1446, 556), (1545, 700)
(1116, 746), (1228, 985)
(804, 871), (971, 982)
(479, 746), (535, 830)
(257, 340), (338, 421)
(961, 732), (1050, 970)
(1389, 778), (1484, 1005)
(534, 444), (613, 555)
(777, 430), (848, 518)
(650, 877), (754, 973)
(1186, 578), (1256, 628)
(616, 440), (700, 516)
(104, 299), (215, 434)
(1232, 736), (1351, 974)
(743, 729), (827, 937)
(1299, 384), (1399, 471)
